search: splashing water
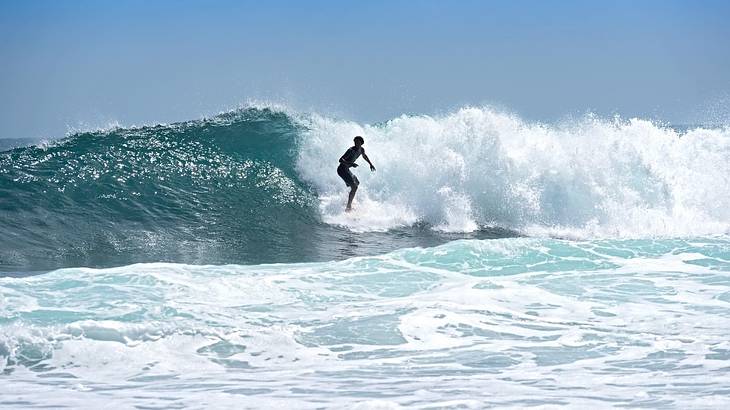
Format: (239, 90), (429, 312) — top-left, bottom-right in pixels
(298, 107), (730, 237)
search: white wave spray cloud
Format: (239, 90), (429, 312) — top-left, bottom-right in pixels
(296, 106), (730, 238)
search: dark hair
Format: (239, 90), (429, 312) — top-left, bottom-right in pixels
(354, 136), (364, 144)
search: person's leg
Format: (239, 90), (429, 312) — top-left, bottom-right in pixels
(346, 185), (358, 210)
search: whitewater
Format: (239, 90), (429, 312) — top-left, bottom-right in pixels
(1, 106), (730, 408)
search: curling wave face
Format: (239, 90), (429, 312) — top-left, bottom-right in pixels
(0, 109), (322, 271)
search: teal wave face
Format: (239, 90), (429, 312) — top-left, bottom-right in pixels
(0, 108), (321, 271)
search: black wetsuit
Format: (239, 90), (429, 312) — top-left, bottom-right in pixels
(337, 146), (363, 187)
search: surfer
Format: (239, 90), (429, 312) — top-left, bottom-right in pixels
(338, 136), (376, 211)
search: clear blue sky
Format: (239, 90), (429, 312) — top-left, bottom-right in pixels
(1, 0), (729, 139)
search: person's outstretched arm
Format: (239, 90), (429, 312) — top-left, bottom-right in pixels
(362, 150), (376, 171)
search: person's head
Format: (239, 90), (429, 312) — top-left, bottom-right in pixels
(353, 136), (364, 147)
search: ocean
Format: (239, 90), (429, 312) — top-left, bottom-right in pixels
(1, 106), (729, 408)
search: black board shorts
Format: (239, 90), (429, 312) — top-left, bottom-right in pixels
(337, 164), (359, 187)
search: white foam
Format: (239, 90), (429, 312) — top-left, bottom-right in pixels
(296, 108), (730, 237)
(318, 193), (419, 232)
(2, 237), (730, 408)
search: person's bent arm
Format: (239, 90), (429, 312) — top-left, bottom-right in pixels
(339, 155), (357, 167)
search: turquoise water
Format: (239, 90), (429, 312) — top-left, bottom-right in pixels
(2, 238), (730, 408)
(2, 106), (730, 408)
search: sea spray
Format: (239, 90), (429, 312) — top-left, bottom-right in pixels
(298, 107), (730, 237)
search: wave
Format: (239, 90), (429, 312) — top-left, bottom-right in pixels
(1, 105), (729, 271)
